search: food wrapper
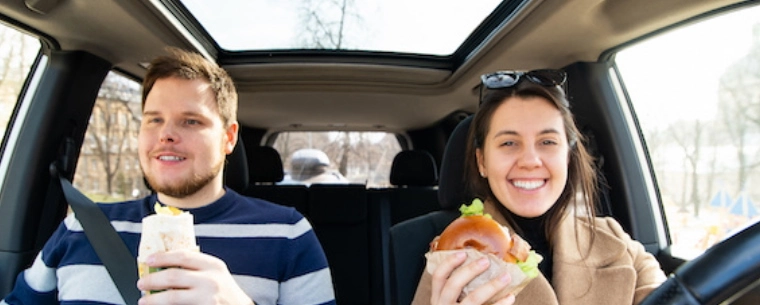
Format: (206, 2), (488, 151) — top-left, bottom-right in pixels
(137, 203), (198, 293)
(425, 248), (542, 304)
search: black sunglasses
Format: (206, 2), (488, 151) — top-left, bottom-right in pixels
(479, 69), (567, 105)
(480, 69), (567, 89)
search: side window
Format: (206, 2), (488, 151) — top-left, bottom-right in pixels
(73, 72), (147, 202)
(616, 5), (760, 259)
(272, 131), (402, 187)
(0, 23), (41, 150)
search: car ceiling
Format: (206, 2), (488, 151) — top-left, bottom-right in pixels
(0, 0), (747, 132)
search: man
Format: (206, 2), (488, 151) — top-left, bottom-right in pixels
(1, 48), (336, 305)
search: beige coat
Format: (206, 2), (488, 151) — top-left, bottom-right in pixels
(411, 201), (667, 305)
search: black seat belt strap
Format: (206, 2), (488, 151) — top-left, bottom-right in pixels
(55, 169), (141, 305)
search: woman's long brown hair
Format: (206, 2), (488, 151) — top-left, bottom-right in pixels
(465, 80), (599, 251)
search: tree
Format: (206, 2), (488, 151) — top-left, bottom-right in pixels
(717, 23), (760, 193)
(666, 120), (705, 216)
(297, 0), (362, 49)
(0, 25), (35, 88)
(83, 73), (142, 196)
(0, 24), (38, 134)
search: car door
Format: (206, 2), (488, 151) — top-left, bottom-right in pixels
(0, 21), (112, 294)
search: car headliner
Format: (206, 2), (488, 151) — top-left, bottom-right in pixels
(0, 0), (747, 132)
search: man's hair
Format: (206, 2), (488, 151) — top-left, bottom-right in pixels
(141, 47), (238, 126)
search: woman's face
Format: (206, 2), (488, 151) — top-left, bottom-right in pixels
(476, 96), (569, 218)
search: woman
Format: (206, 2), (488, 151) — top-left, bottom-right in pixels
(412, 70), (666, 305)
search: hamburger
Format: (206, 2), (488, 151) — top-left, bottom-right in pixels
(425, 199), (542, 303)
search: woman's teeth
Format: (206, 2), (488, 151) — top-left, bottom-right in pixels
(512, 180), (544, 190)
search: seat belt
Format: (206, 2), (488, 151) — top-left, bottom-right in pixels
(53, 165), (141, 305)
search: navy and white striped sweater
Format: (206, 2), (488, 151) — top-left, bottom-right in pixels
(1, 189), (336, 305)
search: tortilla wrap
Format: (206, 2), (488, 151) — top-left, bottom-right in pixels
(137, 205), (198, 285)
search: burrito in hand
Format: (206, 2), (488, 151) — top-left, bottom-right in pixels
(137, 203), (198, 293)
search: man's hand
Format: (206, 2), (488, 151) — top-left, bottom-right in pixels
(136, 249), (254, 305)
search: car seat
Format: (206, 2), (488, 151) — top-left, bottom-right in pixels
(388, 115), (472, 305)
(388, 150), (439, 225)
(242, 146), (309, 216)
(222, 134), (249, 193)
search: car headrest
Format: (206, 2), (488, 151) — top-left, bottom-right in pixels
(248, 146), (285, 183)
(224, 135), (249, 193)
(390, 150), (438, 187)
(438, 115), (473, 210)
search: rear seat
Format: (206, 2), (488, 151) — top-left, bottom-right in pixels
(239, 147), (439, 305)
(308, 183), (384, 305)
(387, 150), (439, 225)
(359, 149), (442, 304)
(242, 146), (309, 217)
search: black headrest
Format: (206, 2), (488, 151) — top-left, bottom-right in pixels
(390, 150), (438, 187)
(438, 116), (473, 210)
(224, 135), (249, 193)
(248, 146), (285, 183)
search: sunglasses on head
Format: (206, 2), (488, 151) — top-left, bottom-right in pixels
(480, 69), (567, 89)
(478, 69), (567, 105)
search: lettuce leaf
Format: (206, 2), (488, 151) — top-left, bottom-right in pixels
(459, 198), (492, 219)
(516, 251), (541, 279)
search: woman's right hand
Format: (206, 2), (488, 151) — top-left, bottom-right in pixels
(430, 252), (516, 305)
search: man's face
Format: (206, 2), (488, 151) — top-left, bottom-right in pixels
(138, 77), (237, 199)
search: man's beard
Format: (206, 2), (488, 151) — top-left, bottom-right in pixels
(143, 158), (224, 198)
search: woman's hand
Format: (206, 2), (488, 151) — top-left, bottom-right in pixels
(136, 249), (254, 305)
(430, 252), (516, 305)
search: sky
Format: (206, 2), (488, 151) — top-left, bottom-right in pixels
(616, 5), (760, 128)
(180, 0), (502, 55)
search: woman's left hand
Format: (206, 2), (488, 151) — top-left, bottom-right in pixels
(429, 252), (516, 305)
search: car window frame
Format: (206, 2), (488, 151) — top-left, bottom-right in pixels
(602, 1), (760, 264)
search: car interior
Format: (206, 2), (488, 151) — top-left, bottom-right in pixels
(1, 0), (760, 304)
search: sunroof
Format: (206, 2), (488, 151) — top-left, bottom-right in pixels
(179, 0), (503, 56)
